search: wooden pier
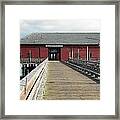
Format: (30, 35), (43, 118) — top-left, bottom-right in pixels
(20, 59), (100, 100)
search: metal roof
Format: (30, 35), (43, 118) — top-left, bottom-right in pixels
(20, 33), (100, 45)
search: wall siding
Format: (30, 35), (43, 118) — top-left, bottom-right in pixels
(20, 45), (100, 61)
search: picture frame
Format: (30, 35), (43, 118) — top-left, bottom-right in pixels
(0, 0), (119, 119)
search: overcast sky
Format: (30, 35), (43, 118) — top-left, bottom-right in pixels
(20, 19), (100, 38)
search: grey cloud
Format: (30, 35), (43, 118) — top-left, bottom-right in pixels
(20, 19), (100, 38)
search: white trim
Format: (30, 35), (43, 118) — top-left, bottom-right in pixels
(72, 48), (74, 59)
(45, 45), (63, 47)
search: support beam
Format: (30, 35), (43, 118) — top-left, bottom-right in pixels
(29, 50), (32, 63)
(20, 52), (22, 62)
(78, 48), (80, 60)
(39, 47), (40, 58)
(39, 47), (40, 62)
(72, 48), (74, 60)
(69, 51), (71, 59)
(87, 46), (89, 61)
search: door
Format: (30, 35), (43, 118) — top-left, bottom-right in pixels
(48, 48), (60, 60)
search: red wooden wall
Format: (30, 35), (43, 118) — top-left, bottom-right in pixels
(20, 45), (100, 61)
(20, 45), (48, 59)
(40, 47), (48, 59)
(61, 47), (69, 61)
(60, 46), (87, 61)
(89, 46), (100, 61)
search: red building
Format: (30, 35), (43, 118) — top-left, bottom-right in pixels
(20, 33), (100, 62)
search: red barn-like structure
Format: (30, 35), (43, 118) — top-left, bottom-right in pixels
(20, 33), (100, 62)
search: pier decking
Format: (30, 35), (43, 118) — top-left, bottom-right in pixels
(37, 61), (100, 100)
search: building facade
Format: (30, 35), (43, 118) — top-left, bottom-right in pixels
(20, 33), (100, 62)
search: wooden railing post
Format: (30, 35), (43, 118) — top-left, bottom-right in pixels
(23, 77), (27, 94)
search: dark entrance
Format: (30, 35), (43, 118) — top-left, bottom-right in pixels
(48, 48), (61, 60)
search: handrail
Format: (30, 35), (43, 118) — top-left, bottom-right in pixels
(20, 58), (48, 100)
(64, 60), (100, 83)
(68, 59), (100, 73)
(67, 61), (100, 76)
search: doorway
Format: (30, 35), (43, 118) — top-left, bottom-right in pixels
(48, 48), (61, 60)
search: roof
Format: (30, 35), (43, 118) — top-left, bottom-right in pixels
(20, 33), (100, 45)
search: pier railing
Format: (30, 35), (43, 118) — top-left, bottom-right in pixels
(68, 59), (100, 73)
(65, 59), (100, 83)
(20, 58), (46, 63)
(20, 58), (48, 100)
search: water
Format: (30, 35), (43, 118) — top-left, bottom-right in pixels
(20, 63), (38, 80)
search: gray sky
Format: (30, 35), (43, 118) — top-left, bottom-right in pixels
(20, 19), (100, 38)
